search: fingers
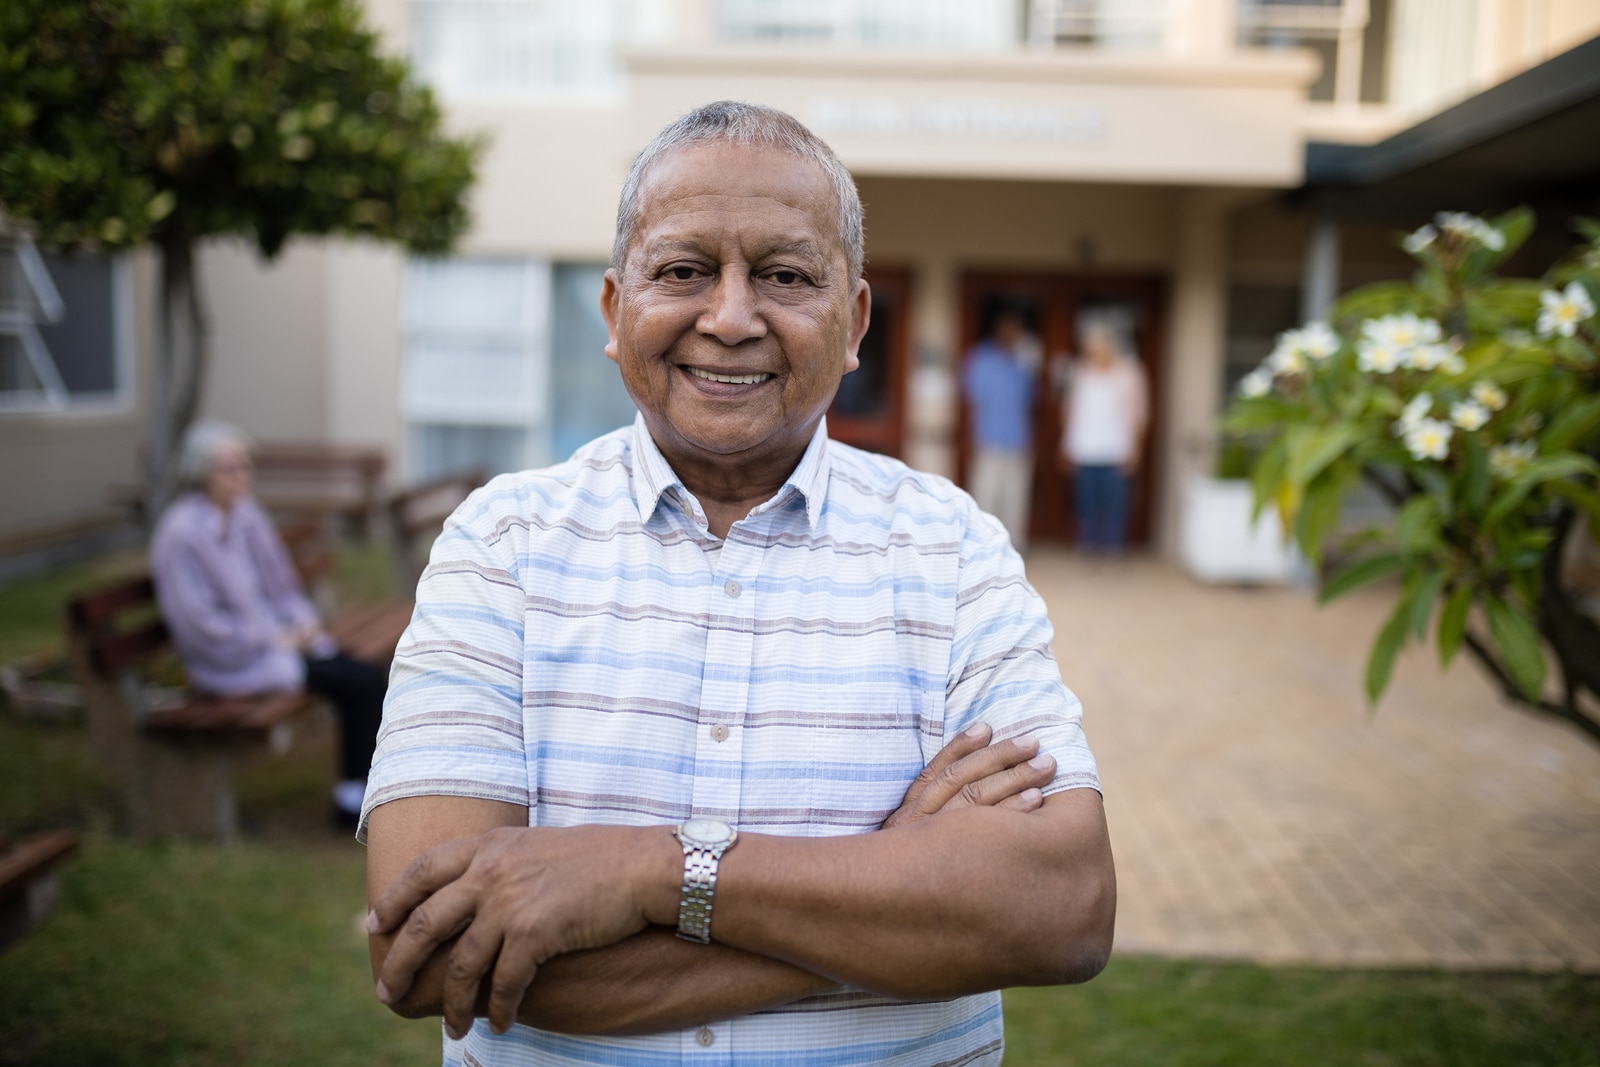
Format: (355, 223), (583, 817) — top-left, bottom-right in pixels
(485, 941), (540, 1035)
(376, 884), (475, 1006)
(917, 734), (1044, 815)
(369, 837), (478, 936)
(440, 917), (503, 1040)
(954, 752), (1055, 810)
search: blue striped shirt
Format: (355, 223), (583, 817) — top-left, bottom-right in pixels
(362, 415), (1100, 1066)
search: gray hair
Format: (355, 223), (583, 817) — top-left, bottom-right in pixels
(611, 101), (865, 281)
(176, 419), (253, 492)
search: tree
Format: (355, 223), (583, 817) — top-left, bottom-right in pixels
(0, 0), (481, 511)
(1224, 211), (1600, 741)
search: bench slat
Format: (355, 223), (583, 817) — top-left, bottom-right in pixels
(0, 831), (79, 904)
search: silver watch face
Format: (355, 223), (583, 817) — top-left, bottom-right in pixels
(680, 817), (735, 848)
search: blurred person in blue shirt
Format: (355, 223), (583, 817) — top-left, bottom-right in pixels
(961, 308), (1040, 549)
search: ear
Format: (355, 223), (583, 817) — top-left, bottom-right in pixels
(600, 268), (623, 366)
(842, 277), (871, 375)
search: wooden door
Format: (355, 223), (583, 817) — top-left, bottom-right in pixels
(828, 266), (910, 458)
(958, 272), (1166, 546)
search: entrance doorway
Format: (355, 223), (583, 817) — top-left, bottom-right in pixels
(958, 272), (1166, 546)
(828, 265), (911, 458)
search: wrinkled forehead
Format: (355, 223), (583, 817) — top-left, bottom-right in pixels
(628, 143), (844, 253)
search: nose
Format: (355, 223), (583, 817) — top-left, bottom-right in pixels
(696, 271), (767, 346)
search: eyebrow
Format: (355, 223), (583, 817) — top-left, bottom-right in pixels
(640, 235), (832, 265)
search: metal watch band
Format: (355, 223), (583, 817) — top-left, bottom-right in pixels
(676, 846), (722, 944)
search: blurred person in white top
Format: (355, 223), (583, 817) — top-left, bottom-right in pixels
(1058, 319), (1148, 554)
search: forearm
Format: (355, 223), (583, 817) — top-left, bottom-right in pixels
(368, 797), (836, 1033)
(640, 790), (1115, 1000)
(518, 928), (838, 1034)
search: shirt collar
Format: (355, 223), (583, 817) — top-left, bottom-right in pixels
(630, 413), (832, 531)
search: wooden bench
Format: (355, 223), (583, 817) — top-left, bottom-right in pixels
(387, 468), (484, 590)
(0, 830), (79, 952)
(252, 442), (388, 541)
(65, 574), (412, 840)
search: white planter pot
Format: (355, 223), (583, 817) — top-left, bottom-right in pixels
(1180, 476), (1299, 584)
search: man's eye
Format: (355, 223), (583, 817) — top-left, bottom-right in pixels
(666, 266), (698, 281)
(769, 270), (802, 286)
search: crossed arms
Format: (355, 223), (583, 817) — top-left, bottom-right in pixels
(366, 723), (1116, 1039)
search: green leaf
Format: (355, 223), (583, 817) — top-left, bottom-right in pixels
(1287, 423), (1365, 489)
(1461, 432), (1489, 514)
(1320, 551), (1408, 605)
(1365, 600), (1411, 706)
(1249, 434), (1291, 523)
(1437, 584), (1473, 666)
(1407, 568), (1447, 639)
(1484, 595), (1546, 700)
(1394, 494), (1442, 553)
(1541, 394), (1600, 454)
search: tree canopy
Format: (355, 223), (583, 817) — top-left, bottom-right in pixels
(0, 0), (480, 258)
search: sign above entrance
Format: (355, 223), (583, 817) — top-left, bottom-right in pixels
(807, 98), (1107, 144)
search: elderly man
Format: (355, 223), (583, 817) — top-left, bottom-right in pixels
(363, 101), (1115, 1065)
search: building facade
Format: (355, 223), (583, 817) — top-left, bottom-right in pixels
(5, 0), (1599, 558)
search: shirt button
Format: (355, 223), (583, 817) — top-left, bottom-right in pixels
(710, 724), (729, 742)
(696, 1026), (715, 1047)
(724, 579), (741, 598)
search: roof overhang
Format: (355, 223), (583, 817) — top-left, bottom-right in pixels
(1301, 34), (1600, 222)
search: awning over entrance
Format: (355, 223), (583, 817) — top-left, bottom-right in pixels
(1302, 34), (1600, 220)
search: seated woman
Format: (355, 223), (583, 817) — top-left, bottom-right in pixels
(150, 420), (386, 825)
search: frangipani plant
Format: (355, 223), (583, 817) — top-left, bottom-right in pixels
(1224, 209), (1600, 740)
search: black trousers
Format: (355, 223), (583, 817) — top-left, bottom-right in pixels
(303, 652), (387, 781)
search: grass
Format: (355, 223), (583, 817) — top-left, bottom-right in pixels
(4, 552), (1600, 1065)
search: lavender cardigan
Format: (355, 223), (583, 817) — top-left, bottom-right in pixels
(149, 493), (327, 695)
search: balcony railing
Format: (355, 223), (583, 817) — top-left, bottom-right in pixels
(1026, 0), (1177, 51)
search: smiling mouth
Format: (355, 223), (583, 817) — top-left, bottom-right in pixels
(685, 366), (774, 385)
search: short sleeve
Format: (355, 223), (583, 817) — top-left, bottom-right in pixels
(358, 484), (532, 840)
(944, 509), (1101, 797)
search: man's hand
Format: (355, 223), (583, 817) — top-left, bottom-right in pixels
(367, 823), (674, 1040)
(882, 722), (1055, 830)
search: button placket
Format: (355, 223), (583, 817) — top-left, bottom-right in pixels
(691, 541), (757, 818)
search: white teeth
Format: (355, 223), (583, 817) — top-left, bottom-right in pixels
(687, 367), (771, 385)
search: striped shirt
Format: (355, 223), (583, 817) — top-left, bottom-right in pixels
(361, 415), (1100, 1066)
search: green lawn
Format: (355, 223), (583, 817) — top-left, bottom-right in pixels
(3, 554), (1599, 1066)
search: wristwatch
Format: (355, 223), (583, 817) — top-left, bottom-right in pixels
(672, 817), (738, 943)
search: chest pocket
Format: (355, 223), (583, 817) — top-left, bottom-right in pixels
(802, 684), (940, 835)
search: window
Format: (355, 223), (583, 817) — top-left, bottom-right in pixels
(404, 257), (549, 479)
(549, 263), (635, 460)
(409, 0), (680, 98)
(717, 0), (1018, 49)
(403, 258), (635, 480)
(0, 237), (130, 413)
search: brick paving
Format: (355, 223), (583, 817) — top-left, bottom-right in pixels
(1024, 549), (1600, 972)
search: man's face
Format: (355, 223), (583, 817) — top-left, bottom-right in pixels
(601, 142), (870, 483)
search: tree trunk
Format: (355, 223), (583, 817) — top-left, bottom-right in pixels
(144, 235), (210, 521)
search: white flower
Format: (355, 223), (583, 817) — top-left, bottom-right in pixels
(1489, 440), (1537, 479)
(1450, 399), (1490, 431)
(1363, 313), (1442, 351)
(1298, 321), (1341, 360)
(1441, 353), (1467, 375)
(1410, 342), (1452, 371)
(1238, 367), (1273, 397)
(1404, 417), (1453, 461)
(1536, 281), (1596, 338)
(1471, 382), (1508, 411)
(1434, 211), (1505, 251)
(1358, 339), (1404, 373)
(1402, 224), (1438, 255)
(1268, 342), (1306, 376)
(1394, 392), (1432, 437)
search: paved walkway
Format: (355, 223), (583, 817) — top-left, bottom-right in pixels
(1024, 549), (1600, 972)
